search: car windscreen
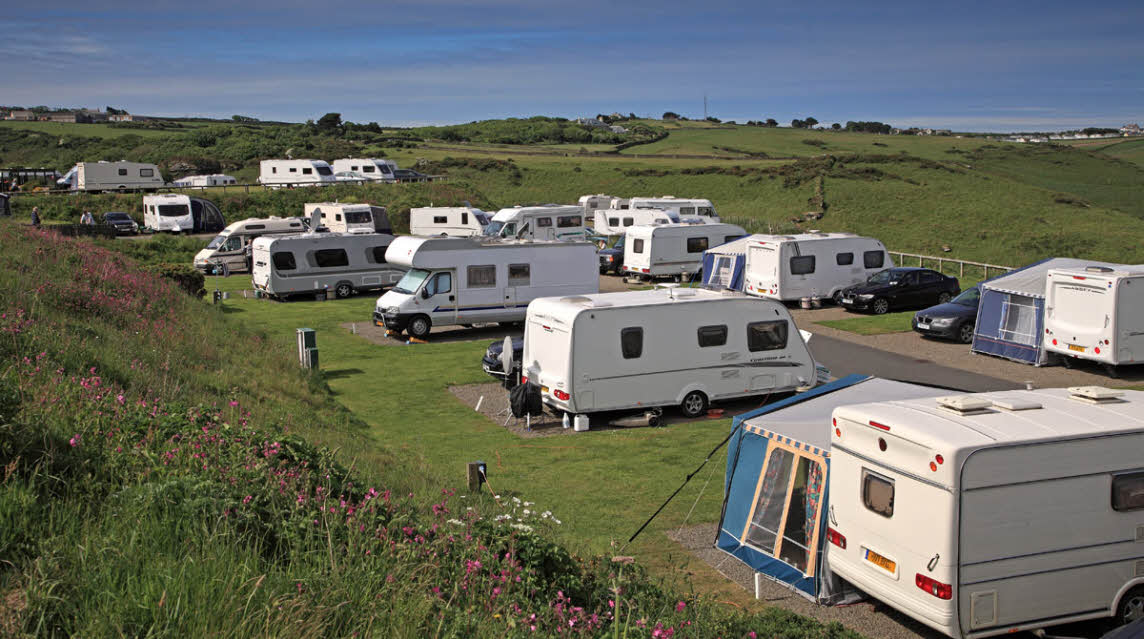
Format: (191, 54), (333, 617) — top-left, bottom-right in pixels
(953, 287), (980, 306)
(206, 233), (229, 249)
(866, 269), (895, 285)
(345, 211), (371, 224)
(158, 205), (189, 218)
(392, 268), (430, 295)
(105, 212), (130, 221)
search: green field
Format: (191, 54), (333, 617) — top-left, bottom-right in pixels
(0, 120), (199, 139)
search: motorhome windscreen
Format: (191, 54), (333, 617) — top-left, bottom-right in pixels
(206, 233), (229, 249)
(483, 221), (506, 236)
(393, 269), (430, 295)
(158, 205), (189, 217)
(345, 211), (371, 224)
(316, 166), (332, 176)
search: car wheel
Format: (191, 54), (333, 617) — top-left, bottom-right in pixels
(872, 298), (890, 315)
(335, 282), (354, 298)
(832, 290), (844, 306)
(408, 315), (431, 339)
(1118, 587), (1144, 626)
(958, 323), (975, 344)
(938, 292), (952, 304)
(680, 390), (708, 418)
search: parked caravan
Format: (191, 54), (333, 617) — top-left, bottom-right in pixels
(719, 375), (948, 603)
(521, 288), (817, 418)
(173, 174), (237, 187)
(483, 205), (588, 241)
(1043, 264), (1144, 373)
(577, 193), (617, 215)
(59, 161), (165, 192)
(623, 223), (747, 280)
(252, 232), (405, 299)
(409, 206), (491, 237)
(194, 216), (305, 273)
(303, 202), (391, 234)
(593, 208), (674, 236)
(331, 158), (398, 183)
(826, 386), (1144, 638)
(628, 196), (719, 223)
(374, 237), (598, 339)
(739, 233), (890, 302)
(142, 194), (195, 232)
(972, 258), (1128, 367)
(258, 159), (335, 188)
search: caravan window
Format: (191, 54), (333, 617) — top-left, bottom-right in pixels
(433, 216), (448, 224)
(467, 265), (496, 288)
(1112, 472), (1144, 511)
(623, 217), (634, 226)
(862, 469), (894, 518)
(836, 252), (854, 266)
(316, 166), (332, 176)
(302, 168), (313, 175)
(313, 249), (349, 268)
(370, 246), (388, 263)
(272, 252), (296, 271)
(537, 217), (553, 228)
(863, 250), (885, 269)
(697, 325), (728, 347)
(557, 215), (581, 228)
(272, 167), (278, 174)
(140, 168), (154, 177)
(289, 167), (297, 173)
(508, 264), (530, 286)
(790, 255), (816, 275)
(632, 239), (645, 254)
(620, 327), (643, 359)
(335, 214), (343, 222)
(687, 237), (709, 253)
(608, 217), (620, 226)
(747, 320), (788, 352)
(461, 212), (469, 225)
(118, 168), (128, 176)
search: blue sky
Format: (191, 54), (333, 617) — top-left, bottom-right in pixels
(4, 0), (1142, 132)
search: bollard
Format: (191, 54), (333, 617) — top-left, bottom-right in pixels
(304, 347), (319, 370)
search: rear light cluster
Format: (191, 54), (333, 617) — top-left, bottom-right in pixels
(915, 573), (952, 600)
(553, 389), (570, 401)
(826, 527), (847, 549)
(929, 453), (944, 472)
(833, 417), (841, 438)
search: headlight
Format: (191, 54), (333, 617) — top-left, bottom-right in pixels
(859, 294), (875, 300)
(387, 307), (400, 315)
(930, 317), (955, 328)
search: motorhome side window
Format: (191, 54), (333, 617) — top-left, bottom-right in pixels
(118, 168), (128, 176)
(140, 168), (154, 177)
(632, 239), (645, 253)
(508, 264), (530, 286)
(608, 217), (620, 226)
(747, 320), (788, 352)
(698, 207), (714, 217)
(790, 255), (815, 275)
(687, 237), (709, 253)
(371, 246), (388, 263)
(863, 250), (884, 269)
(697, 325), (728, 347)
(433, 216), (447, 224)
(557, 216), (580, 228)
(537, 217), (553, 228)
(680, 207), (695, 215)
(836, 252), (854, 266)
(272, 252), (296, 271)
(1111, 471), (1144, 511)
(313, 249), (349, 268)
(467, 265), (496, 288)
(862, 469), (894, 518)
(623, 217), (634, 226)
(620, 327), (643, 359)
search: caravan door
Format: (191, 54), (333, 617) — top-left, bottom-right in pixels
(424, 271), (458, 326)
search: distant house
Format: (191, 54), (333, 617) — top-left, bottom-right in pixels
(1121, 123), (1142, 135)
(574, 117), (608, 129)
(6, 110), (35, 121)
(609, 125), (628, 134)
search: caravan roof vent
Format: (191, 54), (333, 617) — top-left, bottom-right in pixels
(1085, 266), (1114, 273)
(1068, 386), (1125, 404)
(936, 395), (994, 415)
(560, 296), (598, 307)
(990, 397), (1043, 411)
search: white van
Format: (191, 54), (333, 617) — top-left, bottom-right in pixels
(826, 386), (1144, 638)
(258, 159), (335, 188)
(1044, 265), (1144, 374)
(522, 288), (817, 419)
(628, 196), (719, 223)
(142, 194), (195, 232)
(623, 223), (747, 279)
(331, 158), (398, 183)
(251, 232), (404, 299)
(60, 161), (165, 192)
(741, 233), (890, 302)
(409, 206), (491, 237)
(593, 208), (674, 235)
(303, 202), (391, 234)
(173, 174), (237, 187)
(373, 237), (598, 339)
(483, 205), (588, 241)
(194, 217), (305, 273)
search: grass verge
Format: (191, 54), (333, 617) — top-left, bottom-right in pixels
(817, 312), (915, 335)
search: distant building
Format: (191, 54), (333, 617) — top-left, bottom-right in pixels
(609, 125), (628, 134)
(574, 117), (608, 129)
(6, 110), (36, 121)
(1121, 123), (1141, 135)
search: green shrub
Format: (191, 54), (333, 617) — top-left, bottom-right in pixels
(145, 262), (205, 298)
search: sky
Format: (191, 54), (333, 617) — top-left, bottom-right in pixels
(3, 0), (1142, 132)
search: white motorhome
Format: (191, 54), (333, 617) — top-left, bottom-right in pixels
(303, 202), (391, 234)
(623, 223), (747, 280)
(1044, 264), (1144, 373)
(826, 386), (1144, 638)
(409, 206), (491, 237)
(173, 174), (237, 188)
(578, 193), (619, 215)
(252, 232), (404, 299)
(58, 161), (165, 192)
(483, 205), (588, 241)
(194, 217), (306, 273)
(374, 237), (598, 339)
(741, 233), (890, 302)
(522, 288), (817, 419)
(628, 196), (719, 223)
(593, 208), (674, 235)
(258, 159), (335, 188)
(142, 194), (195, 232)
(331, 158), (398, 183)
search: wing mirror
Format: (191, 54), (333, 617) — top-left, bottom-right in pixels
(420, 287), (431, 299)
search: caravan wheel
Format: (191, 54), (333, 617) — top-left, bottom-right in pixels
(335, 282), (354, 298)
(1118, 586), (1144, 626)
(680, 391), (708, 418)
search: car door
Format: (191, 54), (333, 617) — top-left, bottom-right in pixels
(918, 271), (944, 305)
(895, 271), (921, 306)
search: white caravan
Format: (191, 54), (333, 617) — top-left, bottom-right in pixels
(331, 158), (398, 183)
(173, 174), (237, 187)
(374, 237), (598, 339)
(628, 196), (719, 223)
(252, 232), (404, 299)
(593, 208), (674, 235)
(258, 159), (335, 188)
(194, 217), (306, 273)
(59, 161), (165, 192)
(409, 206), (491, 237)
(826, 386), (1144, 638)
(522, 288), (817, 419)
(483, 205), (588, 241)
(142, 194), (195, 232)
(742, 233), (890, 302)
(303, 202), (391, 234)
(577, 193), (618, 215)
(1044, 264), (1144, 372)
(623, 223), (747, 279)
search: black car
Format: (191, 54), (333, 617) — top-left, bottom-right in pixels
(839, 267), (960, 315)
(597, 235), (625, 274)
(482, 336), (523, 381)
(102, 211), (138, 235)
(912, 286), (980, 343)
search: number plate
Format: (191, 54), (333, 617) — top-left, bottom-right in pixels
(842, 297), (854, 304)
(864, 548), (896, 574)
(541, 386), (549, 395)
(1068, 344), (1085, 353)
(916, 322), (930, 330)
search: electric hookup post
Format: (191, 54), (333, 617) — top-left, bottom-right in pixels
(467, 461), (487, 492)
(296, 328), (318, 370)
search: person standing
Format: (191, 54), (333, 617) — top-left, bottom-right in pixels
(31, 206), (41, 227)
(80, 210), (95, 225)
